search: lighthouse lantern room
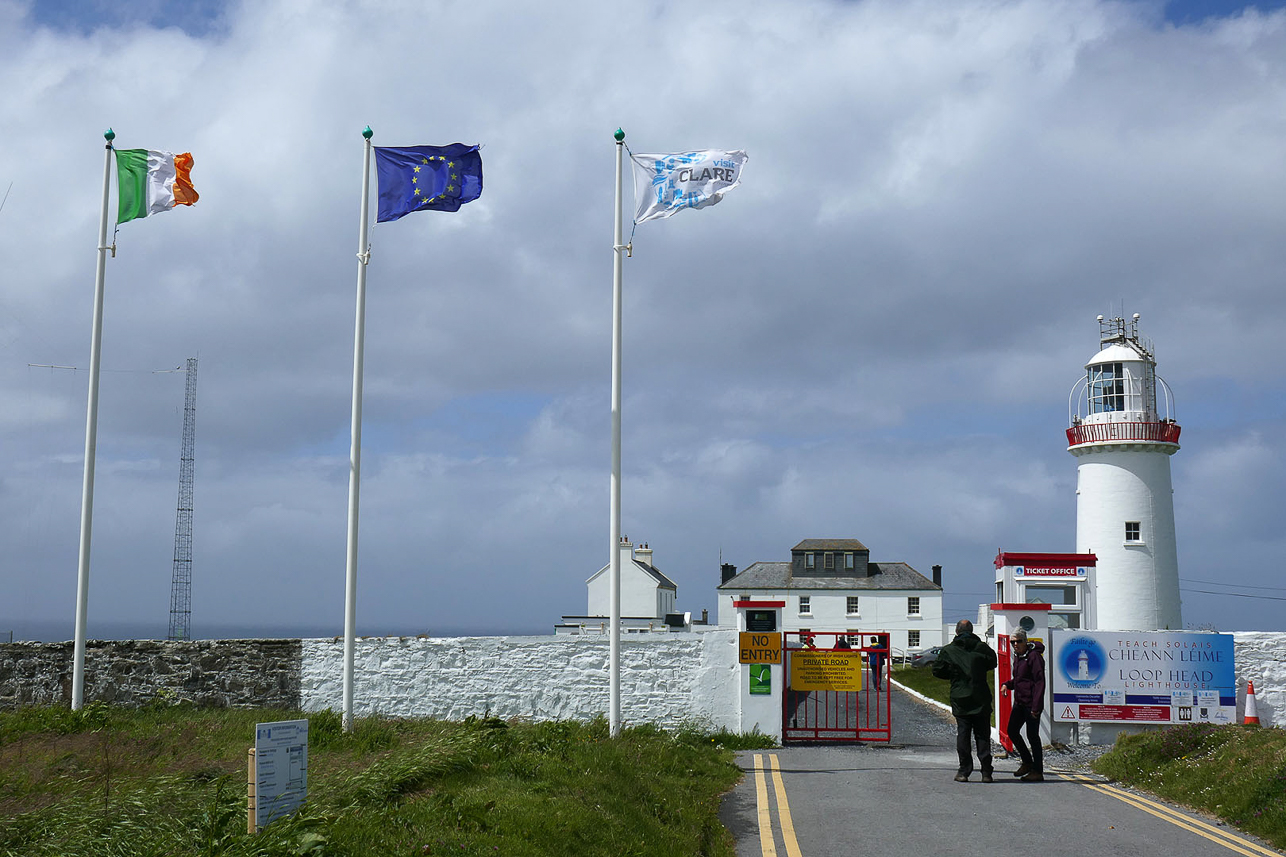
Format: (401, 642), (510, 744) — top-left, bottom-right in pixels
(1067, 314), (1182, 631)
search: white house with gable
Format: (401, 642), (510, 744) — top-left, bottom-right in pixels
(718, 538), (944, 656)
(556, 537), (682, 634)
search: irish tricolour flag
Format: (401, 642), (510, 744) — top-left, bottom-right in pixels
(115, 149), (199, 224)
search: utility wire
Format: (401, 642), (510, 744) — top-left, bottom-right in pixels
(1180, 577), (1286, 592)
(1181, 587), (1286, 602)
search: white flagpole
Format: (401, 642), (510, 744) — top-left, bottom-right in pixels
(71, 129), (116, 710)
(609, 128), (626, 736)
(342, 126), (374, 733)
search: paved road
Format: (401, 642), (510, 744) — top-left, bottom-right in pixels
(720, 685), (1282, 857)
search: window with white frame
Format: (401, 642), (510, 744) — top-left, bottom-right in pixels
(799, 596), (811, 615)
(824, 552), (835, 569)
(805, 553), (815, 569)
(907, 596), (921, 616)
(846, 596), (860, 615)
(845, 552), (855, 570)
(1125, 521), (1141, 542)
(908, 630), (921, 648)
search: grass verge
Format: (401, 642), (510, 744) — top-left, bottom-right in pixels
(0, 704), (774, 857)
(1092, 723), (1286, 849)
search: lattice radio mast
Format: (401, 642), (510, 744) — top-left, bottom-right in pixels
(168, 357), (198, 641)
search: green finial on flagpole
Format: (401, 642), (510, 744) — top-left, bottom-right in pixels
(362, 126), (373, 140)
(104, 128), (115, 142)
(614, 128), (625, 142)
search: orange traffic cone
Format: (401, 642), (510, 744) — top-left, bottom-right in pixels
(1244, 681), (1261, 726)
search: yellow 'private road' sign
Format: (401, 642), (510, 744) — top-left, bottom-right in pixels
(739, 632), (782, 664)
(788, 651), (863, 691)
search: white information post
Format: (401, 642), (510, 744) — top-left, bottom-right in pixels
(253, 719), (309, 831)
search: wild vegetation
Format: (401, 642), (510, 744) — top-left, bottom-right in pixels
(0, 703), (774, 857)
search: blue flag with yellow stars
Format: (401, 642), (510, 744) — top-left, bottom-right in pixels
(373, 143), (483, 222)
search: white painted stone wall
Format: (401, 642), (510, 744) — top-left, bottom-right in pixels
(1234, 631), (1285, 728)
(300, 631), (740, 731)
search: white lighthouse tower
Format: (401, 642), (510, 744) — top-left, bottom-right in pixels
(1068, 313), (1182, 631)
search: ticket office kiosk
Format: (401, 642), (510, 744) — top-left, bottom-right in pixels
(734, 599), (784, 741)
(991, 603), (1052, 755)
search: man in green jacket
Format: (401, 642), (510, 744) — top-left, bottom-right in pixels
(932, 619), (998, 782)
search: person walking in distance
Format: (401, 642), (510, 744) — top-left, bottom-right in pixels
(867, 635), (886, 692)
(1001, 628), (1046, 782)
(933, 619), (998, 783)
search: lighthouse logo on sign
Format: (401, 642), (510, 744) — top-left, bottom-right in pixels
(1059, 636), (1106, 688)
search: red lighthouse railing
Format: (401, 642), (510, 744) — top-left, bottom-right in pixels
(1066, 421), (1181, 447)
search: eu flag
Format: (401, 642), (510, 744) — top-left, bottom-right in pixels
(373, 143), (483, 222)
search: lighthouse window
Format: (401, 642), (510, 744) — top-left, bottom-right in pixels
(1125, 521), (1141, 542)
(1089, 362), (1126, 413)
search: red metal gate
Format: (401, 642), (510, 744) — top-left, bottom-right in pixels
(782, 631), (892, 743)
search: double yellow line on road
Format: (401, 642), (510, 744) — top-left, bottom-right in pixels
(1058, 772), (1281, 857)
(752, 753), (803, 857)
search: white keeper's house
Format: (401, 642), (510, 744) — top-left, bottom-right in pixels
(717, 538), (945, 656)
(556, 537), (699, 635)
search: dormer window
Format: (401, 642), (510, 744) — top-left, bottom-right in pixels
(824, 552), (835, 569)
(845, 552), (855, 570)
(805, 553), (815, 569)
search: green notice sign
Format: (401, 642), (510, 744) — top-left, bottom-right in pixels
(749, 664), (771, 695)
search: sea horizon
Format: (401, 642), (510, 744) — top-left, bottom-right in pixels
(0, 618), (552, 644)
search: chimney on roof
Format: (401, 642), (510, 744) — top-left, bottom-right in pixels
(932, 564), (942, 587)
(701, 608), (708, 624)
(618, 536), (634, 570)
(635, 542), (653, 567)
(721, 563), (738, 584)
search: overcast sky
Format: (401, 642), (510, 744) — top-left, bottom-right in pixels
(2, 0), (1285, 641)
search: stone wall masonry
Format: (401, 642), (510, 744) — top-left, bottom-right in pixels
(1233, 631), (1285, 727)
(299, 631), (741, 731)
(2, 630), (1280, 735)
(0, 640), (301, 709)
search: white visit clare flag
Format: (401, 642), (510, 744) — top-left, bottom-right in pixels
(630, 149), (747, 224)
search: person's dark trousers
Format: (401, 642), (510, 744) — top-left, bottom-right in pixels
(954, 711), (993, 776)
(1007, 703), (1043, 772)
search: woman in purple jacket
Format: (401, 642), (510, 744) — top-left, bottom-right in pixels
(1001, 628), (1045, 782)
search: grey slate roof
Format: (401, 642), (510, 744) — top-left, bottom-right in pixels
(792, 538), (868, 551)
(590, 560), (678, 590)
(718, 561), (940, 591)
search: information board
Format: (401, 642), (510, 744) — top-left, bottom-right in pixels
(255, 719), (309, 830)
(1050, 631), (1235, 724)
(788, 651), (862, 692)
